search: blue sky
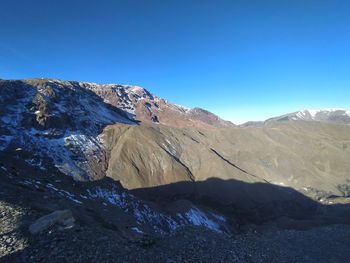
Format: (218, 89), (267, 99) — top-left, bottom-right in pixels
(1, 0), (350, 123)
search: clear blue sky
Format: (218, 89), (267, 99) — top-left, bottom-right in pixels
(1, 0), (350, 123)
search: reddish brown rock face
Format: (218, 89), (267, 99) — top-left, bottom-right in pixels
(81, 81), (235, 129)
(134, 101), (234, 129)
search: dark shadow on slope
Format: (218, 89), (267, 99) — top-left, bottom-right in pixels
(0, 152), (152, 262)
(1, 150), (350, 262)
(131, 177), (350, 227)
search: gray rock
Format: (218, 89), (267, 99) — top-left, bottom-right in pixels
(29, 210), (74, 234)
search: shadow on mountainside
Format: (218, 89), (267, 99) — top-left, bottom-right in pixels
(0, 152), (154, 262)
(131, 177), (350, 228)
(1, 152), (350, 262)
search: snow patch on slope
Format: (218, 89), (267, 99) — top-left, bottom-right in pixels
(87, 186), (226, 234)
(185, 208), (221, 232)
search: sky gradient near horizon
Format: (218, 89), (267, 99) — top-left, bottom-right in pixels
(1, 0), (350, 123)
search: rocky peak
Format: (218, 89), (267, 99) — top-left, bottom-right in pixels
(75, 80), (234, 129)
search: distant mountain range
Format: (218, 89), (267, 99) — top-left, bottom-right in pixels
(241, 108), (350, 127)
(266, 108), (350, 123)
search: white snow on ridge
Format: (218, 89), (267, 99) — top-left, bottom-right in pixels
(173, 103), (191, 112)
(296, 111), (307, 120)
(128, 86), (145, 94)
(306, 109), (319, 118)
(294, 108), (349, 120)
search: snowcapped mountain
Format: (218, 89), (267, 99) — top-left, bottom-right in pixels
(266, 108), (350, 124)
(241, 108), (350, 126)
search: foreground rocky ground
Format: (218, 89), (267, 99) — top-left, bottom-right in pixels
(1, 204), (350, 262)
(1, 179), (350, 263)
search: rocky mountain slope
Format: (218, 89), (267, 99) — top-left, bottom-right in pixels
(1, 78), (350, 262)
(105, 122), (350, 197)
(80, 80), (234, 129)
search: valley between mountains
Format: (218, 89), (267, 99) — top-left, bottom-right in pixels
(1, 78), (350, 262)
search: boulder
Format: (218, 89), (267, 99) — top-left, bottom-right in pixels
(29, 209), (74, 234)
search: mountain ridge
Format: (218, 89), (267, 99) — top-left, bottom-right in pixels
(241, 108), (350, 127)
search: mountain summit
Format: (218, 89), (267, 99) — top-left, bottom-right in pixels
(78, 79), (234, 129)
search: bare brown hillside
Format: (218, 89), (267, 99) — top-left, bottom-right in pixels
(103, 121), (350, 203)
